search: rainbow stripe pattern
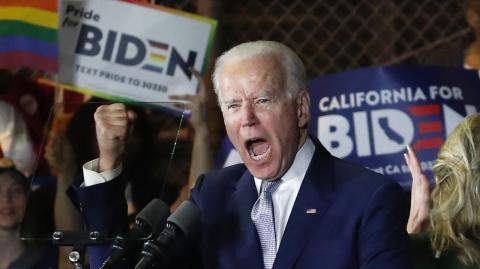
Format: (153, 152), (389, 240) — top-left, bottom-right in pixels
(0, 0), (58, 72)
(142, 39), (169, 74)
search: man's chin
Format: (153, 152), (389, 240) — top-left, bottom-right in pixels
(240, 153), (281, 179)
(245, 165), (278, 180)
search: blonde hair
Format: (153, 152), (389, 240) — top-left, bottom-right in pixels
(430, 113), (480, 266)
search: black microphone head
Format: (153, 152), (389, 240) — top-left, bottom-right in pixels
(166, 200), (200, 238)
(136, 198), (170, 237)
(100, 199), (170, 269)
(134, 201), (200, 269)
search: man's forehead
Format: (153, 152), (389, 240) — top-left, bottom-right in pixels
(217, 54), (286, 101)
(224, 53), (280, 68)
(220, 88), (276, 101)
(220, 57), (283, 84)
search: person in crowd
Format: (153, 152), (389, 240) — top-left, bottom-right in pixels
(70, 40), (412, 269)
(45, 115), (84, 269)
(169, 69), (214, 210)
(405, 113), (480, 269)
(0, 166), (57, 269)
(0, 68), (55, 177)
(0, 100), (34, 177)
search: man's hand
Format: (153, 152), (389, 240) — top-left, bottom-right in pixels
(94, 103), (136, 172)
(404, 145), (431, 234)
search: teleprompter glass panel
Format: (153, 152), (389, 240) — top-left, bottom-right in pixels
(18, 101), (190, 244)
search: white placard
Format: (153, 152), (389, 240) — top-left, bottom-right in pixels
(58, 0), (217, 105)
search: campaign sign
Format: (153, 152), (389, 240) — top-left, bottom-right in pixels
(310, 65), (480, 189)
(57, 0), (216, 106)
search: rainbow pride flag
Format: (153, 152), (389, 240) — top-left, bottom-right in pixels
(0, 0), (58, 72)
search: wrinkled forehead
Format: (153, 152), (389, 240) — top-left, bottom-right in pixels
(217, 55), (286, 100)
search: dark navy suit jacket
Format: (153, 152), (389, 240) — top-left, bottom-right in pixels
(70, 137), (412, 269)
(189, 137), (412, 269)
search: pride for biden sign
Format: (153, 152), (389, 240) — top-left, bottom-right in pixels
(57, 0), (216, 106)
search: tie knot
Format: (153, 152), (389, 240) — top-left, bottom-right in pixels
(261, 179), (281, 195)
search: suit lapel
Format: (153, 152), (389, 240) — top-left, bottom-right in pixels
(226, 170), (263, 267)
(274, 139), (335, 269)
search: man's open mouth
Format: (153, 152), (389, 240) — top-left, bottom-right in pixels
(246, 138), (271, 161)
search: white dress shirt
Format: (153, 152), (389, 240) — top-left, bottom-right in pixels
(253, 137), (315, 250)
(83, 159), (122, 186)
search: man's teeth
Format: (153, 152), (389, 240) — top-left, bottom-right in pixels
(249, 147), (268, 161)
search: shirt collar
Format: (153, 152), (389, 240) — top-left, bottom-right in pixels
(254, 137), (315, 193)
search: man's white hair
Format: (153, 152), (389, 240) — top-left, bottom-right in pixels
(212, 40), (307, 101)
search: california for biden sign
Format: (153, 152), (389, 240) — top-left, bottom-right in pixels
(309, 65), (479, 189)
(57, 0), (216, 106)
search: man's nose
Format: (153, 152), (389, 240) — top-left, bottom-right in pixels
(240, 103), (257, 127)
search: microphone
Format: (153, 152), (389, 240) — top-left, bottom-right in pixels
(135, 200), (200, 269)
(100, 198), (170, 269)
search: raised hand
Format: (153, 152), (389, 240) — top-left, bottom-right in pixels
(45, 132), (76, 176)
(94, 103), (136, 172)
(404, 145), (431, 234)
(168, 69), (214, 211)
(168, 68), (207, 132)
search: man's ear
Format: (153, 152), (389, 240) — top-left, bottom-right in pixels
(296, 90), (310, 128)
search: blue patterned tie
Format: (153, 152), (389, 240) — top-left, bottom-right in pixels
(251, 179), (281, 269)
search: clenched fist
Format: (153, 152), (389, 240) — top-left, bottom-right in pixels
(94, 103), (136, 172)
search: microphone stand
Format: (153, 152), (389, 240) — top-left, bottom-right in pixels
(51, 230), (107, 269)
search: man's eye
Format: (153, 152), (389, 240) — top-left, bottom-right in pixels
(226, 103), (240, 110)
(256, 98), (270, 104)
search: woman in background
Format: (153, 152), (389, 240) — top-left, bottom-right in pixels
(405, 113), (480, 268)
(0, 166), (57, 269)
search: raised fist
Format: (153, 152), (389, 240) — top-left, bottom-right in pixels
(94, 103), (136, 172)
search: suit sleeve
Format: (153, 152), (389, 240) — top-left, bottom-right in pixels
(187, 174), (208, 269)
(189, 173), (206, 208)
(358, 181), (413, 269)
(68, 175), (129, 269)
